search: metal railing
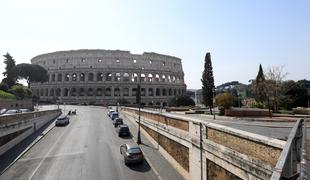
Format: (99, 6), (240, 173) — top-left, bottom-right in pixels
(270, 119), (304, 180)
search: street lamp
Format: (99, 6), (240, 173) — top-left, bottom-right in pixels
(137, 67), (144, 144)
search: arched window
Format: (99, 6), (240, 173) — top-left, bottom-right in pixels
(162, 88), (166, 96)
(168, 75), (171, 83)
(50, 89), (54, 96)
(57, 74), (62, 82)
(56, 88), (61, 97)
(105, 87), (111, 96)
(65, 73), (70, 81)
(72, 73), (77, 81)
(148, 74), (153, 82)
(123, 73), (130, 82)
(140, 74), (146, 82)
(64, 88), (69, 96)
(80, 73), (85, 81)
(123, 88), (129, 96)
(141, 88), (146, 96)
(132, 73), (138, 82)
(88, 88), (93, 96)
(79, 88), (85, 96)
(115, 73), (121, 82)
(161, 75), (166, 82)
(96, 88), (102, 96)
(114, 88), (120, 96)
(88, 73), (94, 81)
(71, 88), (77, 96)
(155, 74), (160, 82)
(97, 73), (103, 81)
(172, 76), (176, 83)
(169, 88), (172, 96)
(106, 73), (112, 81)
(52, 74), (55, 82)
(156, 88), (160, 96)
(148, 88), (153, 96)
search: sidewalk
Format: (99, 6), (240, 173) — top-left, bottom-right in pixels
(120, 112), (185, 180)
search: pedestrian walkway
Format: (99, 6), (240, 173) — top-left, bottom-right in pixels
(120, 112), (185, 180)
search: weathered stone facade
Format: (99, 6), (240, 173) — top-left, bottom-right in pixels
(30, 49), (186, 105)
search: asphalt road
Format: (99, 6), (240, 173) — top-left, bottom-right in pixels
(0, 105), (158, 180)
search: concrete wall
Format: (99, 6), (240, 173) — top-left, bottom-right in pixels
(122, 107), (286, 180)
(0, 109), (61, 156)
(0, 98), (33, 110)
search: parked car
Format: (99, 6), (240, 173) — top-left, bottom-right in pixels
(19, 109), (31, 113)
(55, 115), (70, 126)
(0, 109), (7, 115)
(113, 118), (123, 127)
(120, 144), (144, 165)
(116, 124), (130, 137)
(110, 112), (119, 120)
(108, 110), (115, 117)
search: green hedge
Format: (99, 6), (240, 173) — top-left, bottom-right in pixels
(0, 90), (16, 99)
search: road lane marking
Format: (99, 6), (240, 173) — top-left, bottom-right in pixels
(19, 151), (84, 162)
(28, 127), (68, 180)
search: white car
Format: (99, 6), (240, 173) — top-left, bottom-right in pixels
(107, 110), (115, 117)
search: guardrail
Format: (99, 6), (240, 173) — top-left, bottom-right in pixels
(270, 119), (304, 179)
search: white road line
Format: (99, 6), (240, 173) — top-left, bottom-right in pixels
(27, 128), (67, 180)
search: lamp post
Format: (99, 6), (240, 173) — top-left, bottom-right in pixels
(137, 67), (144, 144)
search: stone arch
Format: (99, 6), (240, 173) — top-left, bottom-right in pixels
(148, 88), (153, 96)
(71, 88), (77, 96)
(132, 73), (138, 82)
(167, 75), (171, 83)
(50, 89), (54, 97)
(88, 88), (93, 96)
(72, 73), (77, 81)
(64, 88), (69, 96)
(97, 73), (103, 81)
(123, 73), (130, 82)
(156, 88), (160, 96)
(161, 75), (166, 82)
(148, 74), (153, 82)
(155, 74), (160, 82)
(114, 87), (120, 96)
(162, 88), (166, 96)
(80, 73), (85, 81)
(115, 73), (121, 82)
(140, 73), (146, 82)
(56, 88), (61, 97)
(105, 87), (111, 96)
(52, 74), (56, 82)
(169, 88), (172, 96)
(123, 88), (129, 96)
(96, 88), (102, 96)
(88, 73), (94, 81)
(79, 88), (85, 96)
(65, 73), (70, 81)
(106, 73), (112, 81)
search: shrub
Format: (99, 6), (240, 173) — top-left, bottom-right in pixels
(0, 90), (16, 99)
(215, 92), (235, 109)
(8, 85), (32, 99)
(0, 83), (9, 92)
(168, 95), (195, 107)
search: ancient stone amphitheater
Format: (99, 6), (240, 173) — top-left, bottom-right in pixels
(30, 49), (186, 105)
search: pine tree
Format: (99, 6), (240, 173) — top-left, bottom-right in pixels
(201, 52), (215, 114)
(2, 53), (16, 87)
(254, 64), (266, 103)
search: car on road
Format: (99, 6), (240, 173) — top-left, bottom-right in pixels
(19, 109), (31, 113)
(116, 124), (130, 137)
(110, 112), (119, 120)
(0, 109), (7, 115)
(2, 109), (20, 115)
(120, 143), (144, 165)
(113, 118), (123, 127)
(107, 109), (115, 117)
(55, 115), (70, 126)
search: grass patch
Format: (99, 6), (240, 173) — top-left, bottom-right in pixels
(0, 90), (16, 99)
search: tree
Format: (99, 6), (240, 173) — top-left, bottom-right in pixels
(0, 83), (9, 92)
(215, 92), (235, 115)
(252, 64), (266, 103)
(265, 65), (288, 112)
(168, 95), (195, 107)
(12, 63), (48, 88)
(2, 53), (16, 87)
(8, 85), (32, 99)
(201, 52), (215, 114)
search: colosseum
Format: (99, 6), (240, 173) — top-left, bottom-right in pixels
(30, 49), (186, 106)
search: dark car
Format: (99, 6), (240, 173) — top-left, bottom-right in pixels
(55, 115), (70, 126)
(113, 118), (123, 127)
(120, 143), (144, 165)
(117, 124), (130, 137)
(110, 112), (119, 120)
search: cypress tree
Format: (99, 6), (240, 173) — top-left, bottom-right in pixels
(2, 53), (16, 87)
(201, 52), (215, 114)
(254, 64), (266, 103)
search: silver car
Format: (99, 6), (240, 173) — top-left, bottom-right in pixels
(120, 144), (144, 165)
(55, 115), (70, 126)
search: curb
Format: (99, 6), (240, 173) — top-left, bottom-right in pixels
(0, 116), (58, 175)
(121, 113), (163, 180)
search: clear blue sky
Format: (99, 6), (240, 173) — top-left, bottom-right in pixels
(0, 0), (309, 89)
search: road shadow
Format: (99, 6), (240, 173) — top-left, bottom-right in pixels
(126, 160), (151, 172)
(0, 118), (56, 174)
(118, 134), (133, 139)
(141, 142), (158, 151)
